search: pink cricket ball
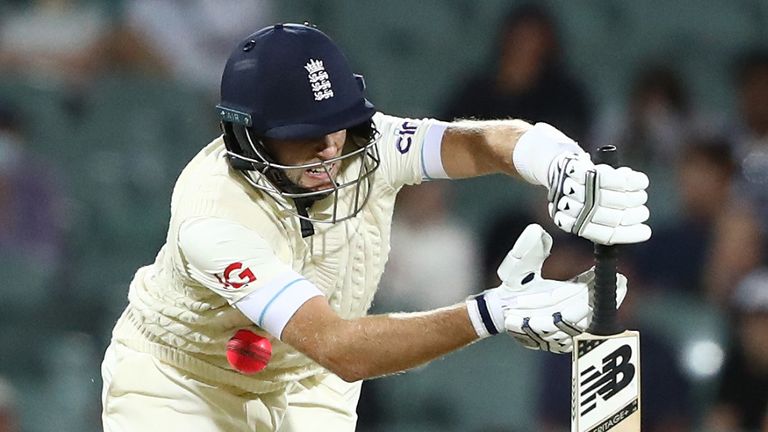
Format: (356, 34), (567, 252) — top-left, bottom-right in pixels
(226, 329), (272, 374)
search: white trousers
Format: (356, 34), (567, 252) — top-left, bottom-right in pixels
(101, 341), (362, 431)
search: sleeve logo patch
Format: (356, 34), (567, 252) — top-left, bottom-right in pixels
(216, 262), (257, 289)
(395, 121), (418, 154)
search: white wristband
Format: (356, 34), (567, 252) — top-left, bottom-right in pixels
(234, 270), (324, 340)
(466, 293), (503, 338)
(421, 122), (450, 179)
(467, 297), (492, 338)
(512, 123), (585, 186)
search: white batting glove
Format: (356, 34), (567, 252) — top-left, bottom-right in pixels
(513, 123), (651, 245)
(466, 224), (628, 353)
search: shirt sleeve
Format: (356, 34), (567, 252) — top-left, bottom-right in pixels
(178, 217), (323, 339)
(373, 112), (450, 189)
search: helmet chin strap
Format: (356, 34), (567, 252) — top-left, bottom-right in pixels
(293, 198), (316, 238)
(268, 171), (329, 238)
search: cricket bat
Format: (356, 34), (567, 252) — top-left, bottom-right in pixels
(571, 146), (641, 432)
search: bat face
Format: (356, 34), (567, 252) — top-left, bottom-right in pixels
(572, 330), (641, 432)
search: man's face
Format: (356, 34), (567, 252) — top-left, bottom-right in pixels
(263, 129), (347, 191)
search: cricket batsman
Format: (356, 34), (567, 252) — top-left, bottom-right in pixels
(100, 23), (651, 431)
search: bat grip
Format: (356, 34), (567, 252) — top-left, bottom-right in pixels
(588, 146), (622, 335)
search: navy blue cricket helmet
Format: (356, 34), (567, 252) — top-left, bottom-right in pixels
(218, 23), (375, 139)
(216, 23), (380, 234)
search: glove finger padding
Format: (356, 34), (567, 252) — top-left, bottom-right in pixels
(599, 189), (648, 209)
(552, 211), (576, 232)
(504, 283), (589, 354)
(496, 224), (552, 285)
(547, 154), (591, 216)
(579, 222), (652, 245)
(587, 206), (650, 227)
(504, 288), (590, 332)
(562, 177), (585, 201)
(554, 155), (593, 186)
(502, 271), (629, 354)
(555, 196), (585, 219)
(547, 152), (652, 245)
(545, 328), (575, 352)
(509, 332), (541, 350)
(506, 316), (576, 353)
(620, 206), (651, 225)
(595, 165), (650, 191)
(553, 198), (649, 229)
(523, 318), (569, 353)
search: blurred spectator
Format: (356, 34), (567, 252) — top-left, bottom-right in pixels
(632, 141), (737, 296)
(120, 0), (275, 96)
(730, 49), (768, 160)
(374, 182), (480, 312)
(0, 377), (19, 432)
(706, 268), (768, 431)
(726, 49), (768, 232)
(532, 237), (692, 432)
(440, 3), (591, 140)
(0, 101), (69, 327)
(0, 0), (111, 85)
(590, 65), (702, 170)
(703, 199), (763, 305)
(0, 102), (65, 263)
(702, 50), (768, 304)
(0, 0), (167, 117)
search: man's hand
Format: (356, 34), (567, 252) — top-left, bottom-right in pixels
(547, 152), (651, 245)
(512, 123), (651, 245)
(466, 224), (627, 353)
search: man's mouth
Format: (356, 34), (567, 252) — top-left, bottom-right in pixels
(302, 162), (338, 188)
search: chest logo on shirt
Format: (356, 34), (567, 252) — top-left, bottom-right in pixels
(395, 121), (418, 154)
(216, 262), (256, 289)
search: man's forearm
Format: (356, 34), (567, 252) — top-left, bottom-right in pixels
(282, 298), (479, 382)
(440, 119), (532, 179)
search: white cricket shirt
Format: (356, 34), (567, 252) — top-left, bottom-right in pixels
(111, 113), (449, 394)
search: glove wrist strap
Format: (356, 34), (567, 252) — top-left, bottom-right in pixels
(466, 294), (500, 338)
(512, 122), (584, 186)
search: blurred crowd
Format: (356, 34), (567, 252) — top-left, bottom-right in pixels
(0, 1), (766, 431)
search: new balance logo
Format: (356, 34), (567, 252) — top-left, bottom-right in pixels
(579, 344), (635, 416)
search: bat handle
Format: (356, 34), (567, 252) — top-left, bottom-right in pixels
(588, 145), (622, 335)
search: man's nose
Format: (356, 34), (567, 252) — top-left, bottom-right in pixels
(316, 132), (344, 159)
